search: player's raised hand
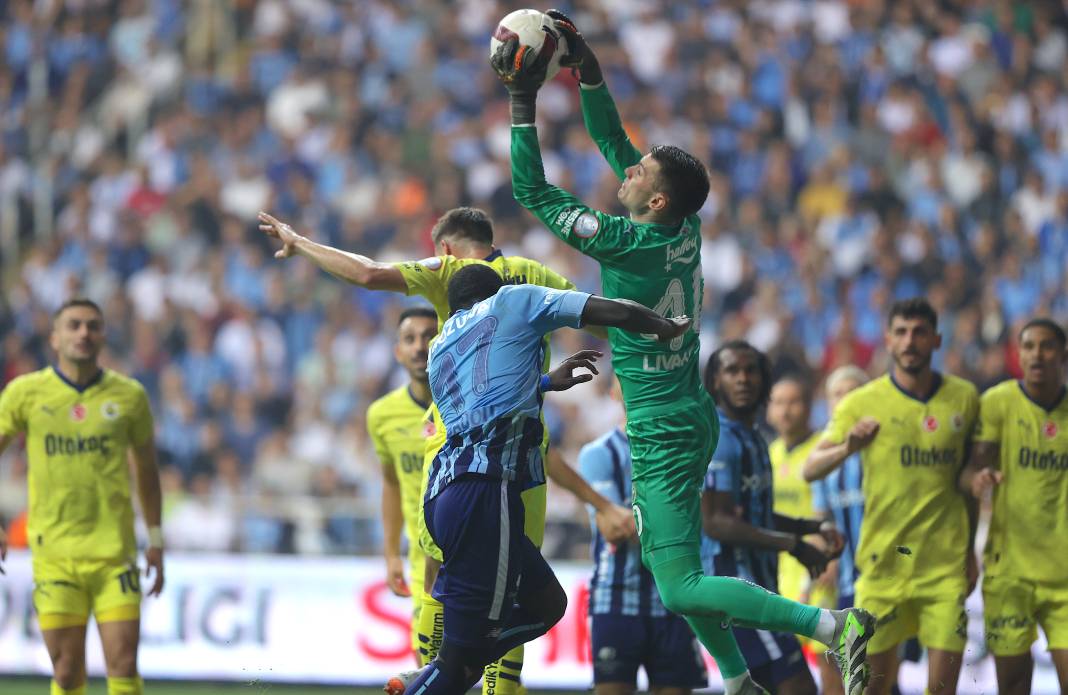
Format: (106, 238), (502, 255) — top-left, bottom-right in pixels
(818, 521), (845, 559)
(257, 211), (301, 259)
(655, 316), (692, 343)
(596, 504), (637, 545)
(545, 9), (603, 85)
(386, 556), (411, 597)
(490, 35), (551, 97)
(545, 349), (602, 392)
(144, 546), (164, 597)
(845, 417), (880, 454)
(969, 466), (1003, 499)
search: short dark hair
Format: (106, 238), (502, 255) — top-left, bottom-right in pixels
(772, 373), (813, 403)
(1019, 318), (1067, 348)
(447, 264), (504, 313)
(53, 298), (103, 321)
(703, 339), (772, 405)
(398, 306), (438, 326)
(431, 207), (494, 246)
(649, 145), (711, 220)
(887, 297), (938, 330)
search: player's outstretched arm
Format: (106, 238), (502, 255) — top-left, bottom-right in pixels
(258, 212), (408, 292)
(581, 296), (690, 342)
(702, 490), (831, 579)
(131, 439), (165, 596)
(545, 449), (636, 545)
(492, 34), (629, 264)
(548, 10), (641, 179)
(804, 417), (879, 481)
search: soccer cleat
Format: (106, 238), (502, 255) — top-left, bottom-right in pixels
(829, 607), (877, 695)
(384, 667), (425, 695)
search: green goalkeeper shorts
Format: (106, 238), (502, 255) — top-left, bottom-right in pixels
(627, 392), (720, 564)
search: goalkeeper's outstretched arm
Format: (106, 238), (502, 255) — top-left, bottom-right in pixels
(258, 212), (408, 292)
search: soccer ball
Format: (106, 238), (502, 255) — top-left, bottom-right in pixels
(489, 9), (564, 84)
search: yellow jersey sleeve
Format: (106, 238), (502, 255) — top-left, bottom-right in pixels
(128, 383), (154, 446)
(392, 256), (464, 325)
(0, 375), (29, 435)
(822, 388), (863, 444)
(975, 384), (1005, 444)
(367, 398), (395, 470)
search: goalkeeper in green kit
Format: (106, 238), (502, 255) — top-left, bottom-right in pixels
(491, 11), (876, 695)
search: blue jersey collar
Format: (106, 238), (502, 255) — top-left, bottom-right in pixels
(52, 365), (105, 393)
(889, 370), (943, 403)
(1016, 380), (1067, 413)
(483, 249), (503, 262)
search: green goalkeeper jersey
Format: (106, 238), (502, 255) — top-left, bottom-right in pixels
(511, 84), (704, 419)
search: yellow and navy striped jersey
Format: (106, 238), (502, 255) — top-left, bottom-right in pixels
(823, 373), (978, 591)
(0, 367), (154, 562)
(367, 384), (431, 591)
(974, 380), (1068, 584)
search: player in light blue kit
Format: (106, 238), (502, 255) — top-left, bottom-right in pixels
(402, 264), (691, 695)
(580, 380), (707, 695)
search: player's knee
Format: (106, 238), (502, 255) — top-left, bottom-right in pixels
(656, 576), (702, 616)
(105, 650), (138, 678)
(51, 655), (86, 689)
(533, 577), (568, 627)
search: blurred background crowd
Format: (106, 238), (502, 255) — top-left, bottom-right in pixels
(1, 0), (1066, 558)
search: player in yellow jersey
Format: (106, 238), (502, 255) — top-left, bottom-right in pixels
(257, 207), (634, 693)
(368, 306), (439, 661)
(767, 376), (824, 607)
(0, 299), (163, 695)
(959, 318), (1068, 695)
(810, 299), (978, 695)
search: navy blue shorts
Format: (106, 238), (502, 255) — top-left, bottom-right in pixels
(425, 475), (554, 647)
(590, 612), (707, 688)
(733, 626), (808, 687)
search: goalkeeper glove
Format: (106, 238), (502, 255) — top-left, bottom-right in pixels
(490, 36), (550, 124)
(546, 9), (604, 86)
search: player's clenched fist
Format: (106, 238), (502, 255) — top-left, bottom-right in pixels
(845, 416), (879, 454)
(967, 466), (1003, 499)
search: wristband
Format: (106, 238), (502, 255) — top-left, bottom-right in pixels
(540, 374), (551, 392)
(148, 526), (164, 550)
(510, 94), (536, 125)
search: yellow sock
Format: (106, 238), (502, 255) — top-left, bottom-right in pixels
(483, 644), (524, 695)
(416, 590), (445, 666)
(51, 682), (86, 695)
(107, 676), (144, 694)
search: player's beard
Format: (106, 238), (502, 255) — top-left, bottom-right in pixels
(893, 350), (930, 375)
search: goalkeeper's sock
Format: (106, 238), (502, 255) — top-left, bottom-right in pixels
(51, 682), (86, 695)
(483, 644), (524, 695)
(417, 590), (445, 665)
(106, 676), (144, 695)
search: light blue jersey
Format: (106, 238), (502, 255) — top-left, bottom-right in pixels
(701, 410), (778, 591)
(426, 284), (591, 500)
(811, 453), (864, 598)
(578, 428), (667, 617)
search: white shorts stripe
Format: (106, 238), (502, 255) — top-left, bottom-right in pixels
(756, 628), (783, 660)
(488, 481), (510, 621)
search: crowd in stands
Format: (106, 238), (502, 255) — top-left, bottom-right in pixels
(1, 0), (1066, 556)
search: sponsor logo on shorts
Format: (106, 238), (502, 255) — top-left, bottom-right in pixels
(632, 505), (644, 537)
